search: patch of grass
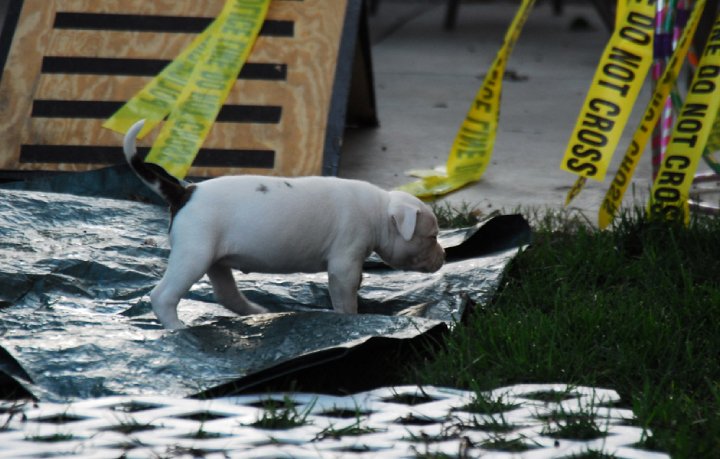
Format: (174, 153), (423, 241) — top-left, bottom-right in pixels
(176, 411), (229, 422)
(448, 389), (519, 433)
(313, 402), (378, 441)
(456, 391), (520, 415)
(430, 201), (484, 228)
(187, 424), (224, 439)
(409, 433), (474, 458)
(567, 450), (617, 459)
(481, 435), (536, 452)
(320, 408), (372, 418)
(406, 209), (720, 458)
(249, 395), (316, 430)
(165, 446), (216, 457)
(396, 414), (437, 426)
(101, 419), (156, 435)
(524, 388), (579, 403)
(384, 390), (436, 406)
(313, 419), (379, 441)
(541, 412), (607, 441)
(35, 413), (85, 424)
(26, 433), (74, 442)
(467, 413), (517, 433)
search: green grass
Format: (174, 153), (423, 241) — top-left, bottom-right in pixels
(26, 433), (74, 442)
(313, 419), (379, 441)
(405, 208), (720, 458)
(430, 201), (484, 228)
(481, 436), (536, 452)
(456, 391), (520, 416)
(101, 419), (156, 435)
(250, 395), (316, 430)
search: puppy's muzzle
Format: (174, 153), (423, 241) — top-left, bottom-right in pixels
(419, 246), (445, 273)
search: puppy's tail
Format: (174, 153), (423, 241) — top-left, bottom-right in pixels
(123, 119), (193, 212)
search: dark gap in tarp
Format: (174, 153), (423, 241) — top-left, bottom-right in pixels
(194, 306), (454, 398)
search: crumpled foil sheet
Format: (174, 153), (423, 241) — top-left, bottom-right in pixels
(0, 186), (530, 401)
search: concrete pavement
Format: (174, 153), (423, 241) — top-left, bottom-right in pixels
(339, 0), (714, 222)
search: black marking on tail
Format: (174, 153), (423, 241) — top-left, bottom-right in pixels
(172, 184), (196, 223)
(129, 151), (195, 219)
(123, 120), (195, 223)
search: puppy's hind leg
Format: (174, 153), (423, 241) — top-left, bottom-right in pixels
(207, 263), (268, 315)
(151, 248), (214, 329)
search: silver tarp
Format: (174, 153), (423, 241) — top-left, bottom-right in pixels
(0, 183), (530, 401)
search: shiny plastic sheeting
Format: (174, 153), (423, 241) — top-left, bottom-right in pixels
(0, 188), (530, 401)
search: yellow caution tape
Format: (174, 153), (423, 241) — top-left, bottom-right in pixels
(615, 0), (628, 30)
(103, 0), (270, 178)
(560, 0), (656, 184)
(597, 0), (706, 229)
(397, 0), (536, 199)
(563, 0), (630, 207)
(564, 176), (588, 207)
(707, 108), (720, 153)
(703, 106), (720, 172)
(102, 22), (220, 138)
(647, 12), (720, 223)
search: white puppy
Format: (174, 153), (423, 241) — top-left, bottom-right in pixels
(123, 120), (445, 329)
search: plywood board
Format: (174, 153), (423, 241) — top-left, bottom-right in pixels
(0, 0), (369, 178)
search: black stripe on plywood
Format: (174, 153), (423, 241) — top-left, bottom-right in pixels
(20, 145), (276, 169)
(40, 57), (287, 80)
(0, 0), (23, 85)
(53, 13), (294, 37)
(31, 100), (283, 123)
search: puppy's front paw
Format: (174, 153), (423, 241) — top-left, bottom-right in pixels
(161, 317), (187, 330)
(244, 301), (269, 315)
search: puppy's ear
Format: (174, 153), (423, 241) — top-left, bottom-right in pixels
(390, 202), (419, 242)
